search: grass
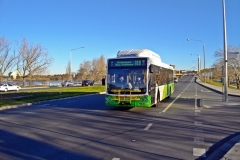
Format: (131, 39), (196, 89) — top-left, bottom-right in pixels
(0, 86), (106, 108)
(200, 78), (239, 90)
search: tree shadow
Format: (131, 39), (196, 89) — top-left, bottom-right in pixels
(0, 130), (99, 160)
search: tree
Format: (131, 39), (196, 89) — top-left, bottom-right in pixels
(65, 61), (71, 80)
(16, 39), (54, 86)
(212, 45), (240, 88)
(77, 55), (106, 82)
(91, 55), (106, 82)
(0, 37), (17, 83)
(77, 60), (92, 80)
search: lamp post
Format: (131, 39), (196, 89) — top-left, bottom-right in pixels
(187, 38), (206, 83)
(191, 60), (198, 72)
(70, 47), (84, 80)
(191, 54), (201, 74)
(222, 0), (228, 102)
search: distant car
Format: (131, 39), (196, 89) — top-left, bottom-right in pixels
(62, 81), (74, 87)
(174, 77), (179, 83)
(82, 80), (94, 86)
(0, 83), (21, 92)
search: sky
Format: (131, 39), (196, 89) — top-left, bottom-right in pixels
(1, 0), (240, 75)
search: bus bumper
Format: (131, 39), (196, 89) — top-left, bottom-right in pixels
(105, 95), (151, 108)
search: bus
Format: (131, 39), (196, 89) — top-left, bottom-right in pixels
(105, 49), (174, 108)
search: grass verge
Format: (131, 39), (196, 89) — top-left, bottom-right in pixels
(200, 78), (239, 90)
(0, 86), (106, 108)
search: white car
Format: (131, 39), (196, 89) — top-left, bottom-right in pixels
(61, 81), (74, 87)
(0, 83), (21, 92)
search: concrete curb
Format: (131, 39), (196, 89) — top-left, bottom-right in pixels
(0, 103), (32, 111)
(195, 80), (240, 97)
(206, 133), (240, 160)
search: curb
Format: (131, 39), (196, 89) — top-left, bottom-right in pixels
(0, 103), (32, 111)
(206, 133), (240, 160)
(195, 80), (240, 97)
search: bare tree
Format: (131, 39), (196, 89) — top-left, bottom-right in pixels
(91, 55), (106, 82)
(16, 39), (54, 86)
(77, 60), (92, 80)
(77, 55), (106, 82)
(65, 61), (71, 80)
(212, 45), (240, 88)
(0, 37), (17, 83)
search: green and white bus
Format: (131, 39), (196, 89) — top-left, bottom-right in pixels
(105, 49), (174, 107)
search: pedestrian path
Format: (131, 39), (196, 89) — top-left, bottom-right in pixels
(196, 78), (240, 160)
(196, 78), (240, 97)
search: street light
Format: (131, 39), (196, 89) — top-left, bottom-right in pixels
(70, 47), (84, 80)
(191, 54), (201, 74)
(187, 38), (206, 83)
(191, 60), (198, 72)
(222, 0), (228, 102)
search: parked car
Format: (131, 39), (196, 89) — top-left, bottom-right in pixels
(82, 80), (94, 86)
(0, 83), (21, 92)
(174, 77), (179, 83)
(62, 81), (74, 87)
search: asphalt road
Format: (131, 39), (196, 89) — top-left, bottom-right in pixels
(0, 75), (239, 160)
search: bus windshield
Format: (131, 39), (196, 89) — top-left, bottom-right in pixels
(107, 67), (147, 94)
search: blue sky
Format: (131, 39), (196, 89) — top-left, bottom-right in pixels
(1, 0), (240, 74)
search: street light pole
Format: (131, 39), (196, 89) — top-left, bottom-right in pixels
(222, 0), (228, 102)
(191, 54), (201, 74)
(187, 38), (206, 83)
(70, 47), (84, 80)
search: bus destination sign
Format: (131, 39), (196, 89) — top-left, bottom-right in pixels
(109, 58), (147, 67)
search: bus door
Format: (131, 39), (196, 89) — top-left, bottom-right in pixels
(149, 65), (157, 106)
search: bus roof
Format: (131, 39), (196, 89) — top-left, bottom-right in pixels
(117, 49), (172, 69)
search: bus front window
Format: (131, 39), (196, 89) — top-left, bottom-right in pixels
(107, 68), (146, 94)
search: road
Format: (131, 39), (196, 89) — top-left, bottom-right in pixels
(0, 75), (239, 160)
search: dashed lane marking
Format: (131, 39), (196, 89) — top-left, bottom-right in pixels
(161, 79), (193, 113)
(194, 121), (202, 125)
(144, 123), (153, 130)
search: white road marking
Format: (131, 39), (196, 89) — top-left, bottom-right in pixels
(201, 90), (212, 92)
(193, 148), (206, 157)
(162, 80), (192, 113)
(194, 121), (202, 125)
(195, 110), (201, 112)
(112, 158), (120, 160)
(144, 123), (153, 130)
(162, 94), (181, 112)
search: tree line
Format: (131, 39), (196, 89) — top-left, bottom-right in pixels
(0, 36), (106, 86)
(65, 55), (106, 83)
(0, 37), (54, 86)
(211, 45), (240, 89)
